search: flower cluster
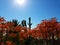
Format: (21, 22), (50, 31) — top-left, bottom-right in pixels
(0, 17), (60, 45)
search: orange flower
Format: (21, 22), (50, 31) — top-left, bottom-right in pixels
(6, 41), (12, 45)
(15, 26), (22, 32)
(9, 33), (16, 37)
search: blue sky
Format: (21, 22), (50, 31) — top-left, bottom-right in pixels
(0, 0), (60, 28)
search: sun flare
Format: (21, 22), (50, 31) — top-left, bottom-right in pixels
(14, 0), (25, 5)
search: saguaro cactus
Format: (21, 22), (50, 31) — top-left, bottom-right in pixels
(28, 17), (32, 30)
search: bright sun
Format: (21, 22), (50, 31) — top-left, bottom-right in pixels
(14, 0), (25, 5)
